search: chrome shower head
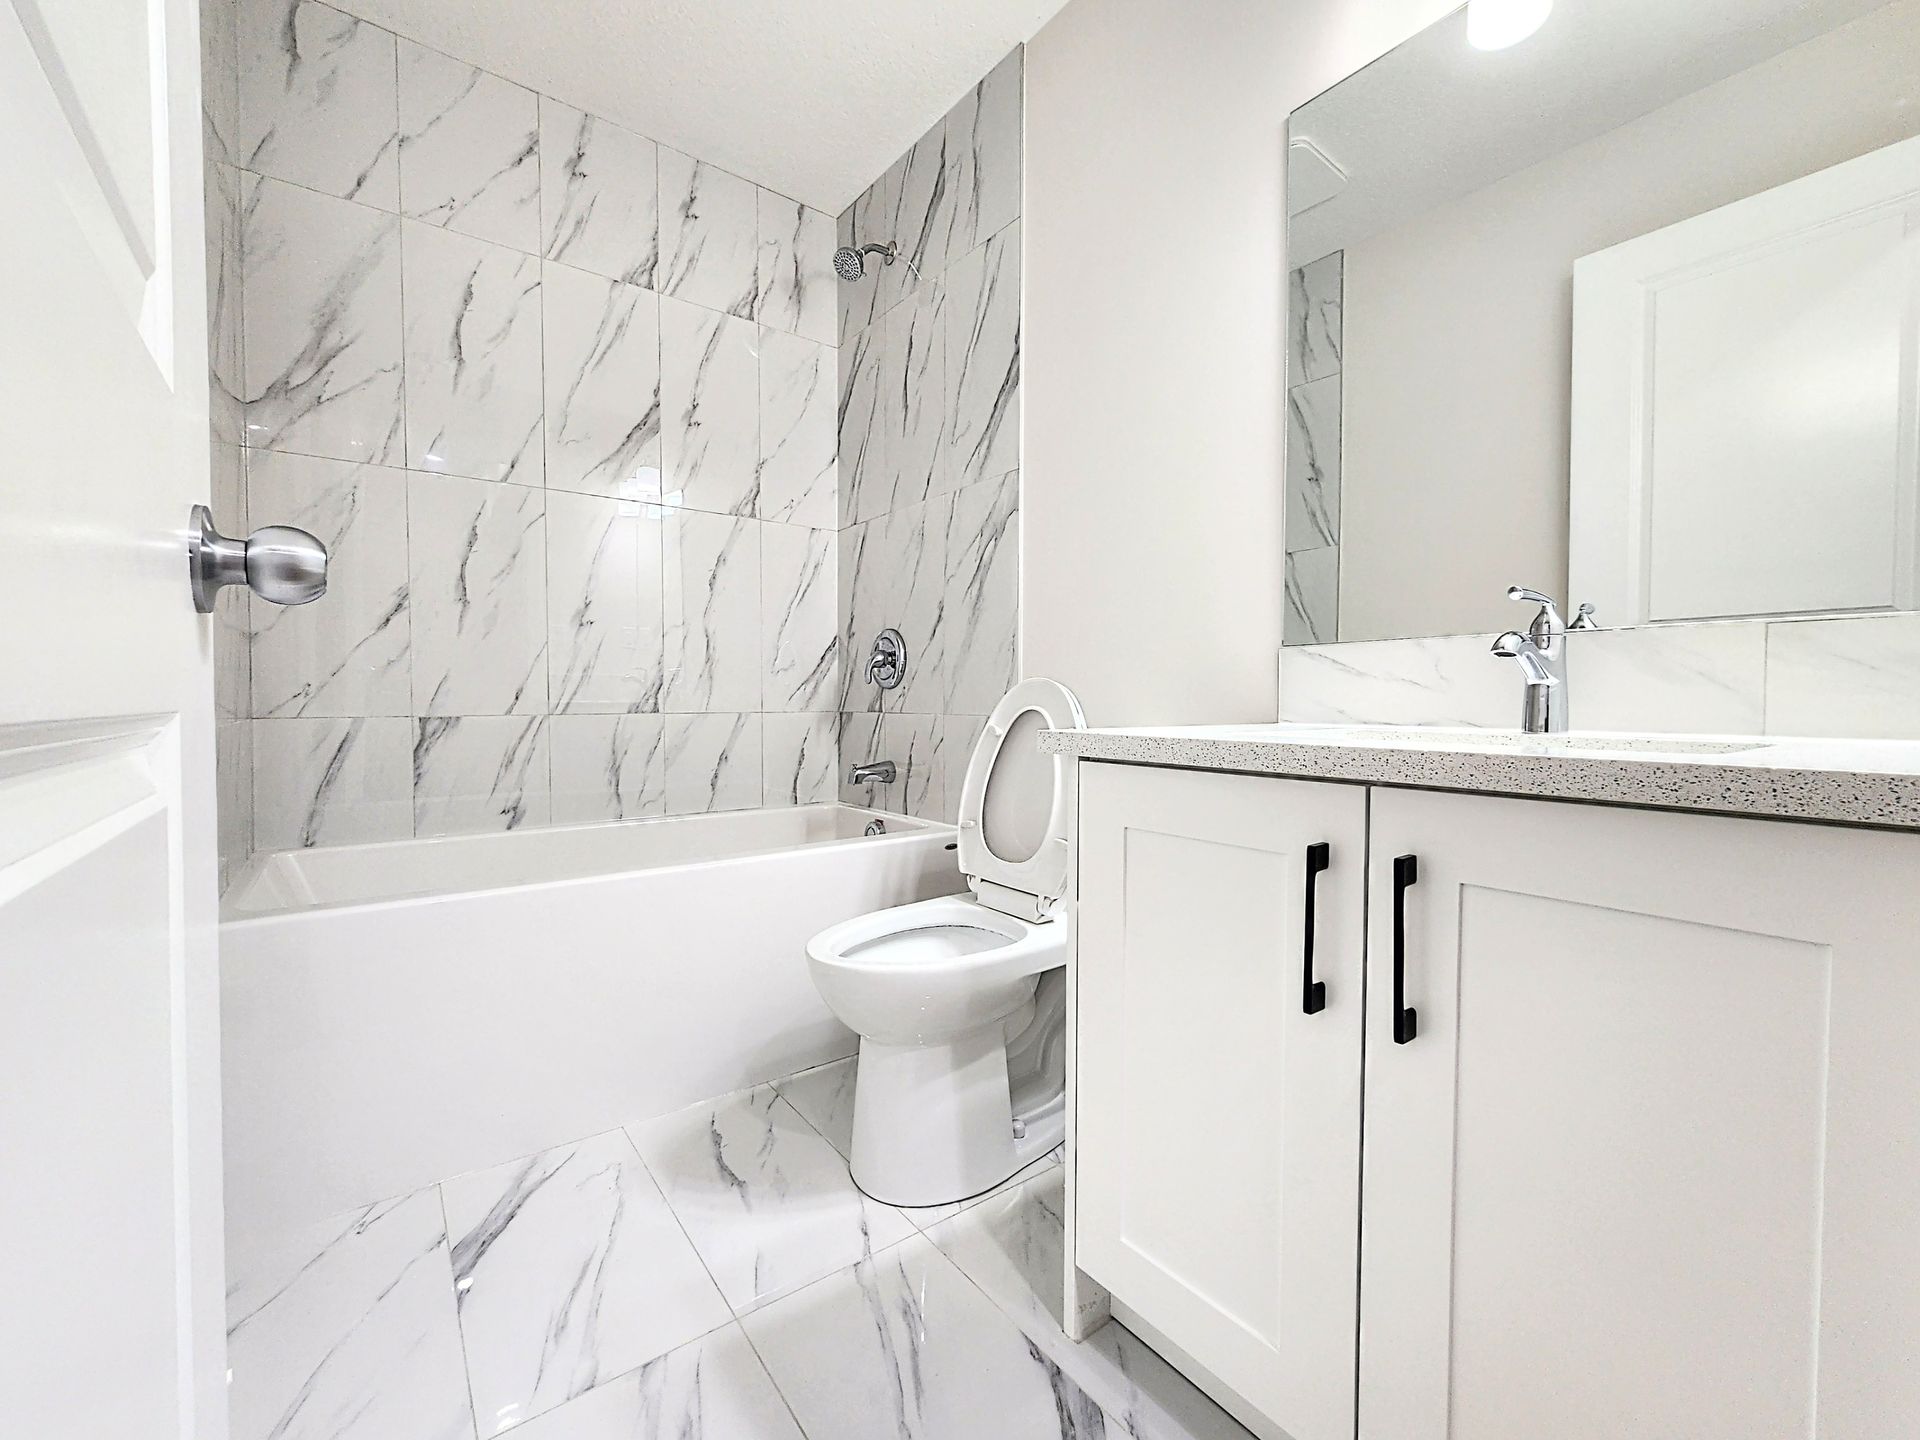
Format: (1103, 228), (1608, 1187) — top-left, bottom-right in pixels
(833, 240), (898, 281)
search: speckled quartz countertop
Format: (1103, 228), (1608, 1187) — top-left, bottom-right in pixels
(1038, 723), (1920, 830)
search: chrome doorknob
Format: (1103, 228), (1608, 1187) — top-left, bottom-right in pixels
(188, 504), (328, 613)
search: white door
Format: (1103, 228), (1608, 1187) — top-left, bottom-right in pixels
(1076, 763), (1367, 1440)
(1361, 787), (1920, 1440)
(1569, 131), (1920, 625)
(0, 2), (228, 1438)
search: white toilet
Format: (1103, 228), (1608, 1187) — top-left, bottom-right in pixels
(805, 678), (1086, 1207)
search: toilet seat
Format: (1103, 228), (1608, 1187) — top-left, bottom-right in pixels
(957, 678), (1086, 921)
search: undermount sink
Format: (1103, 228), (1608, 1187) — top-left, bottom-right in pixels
(1246, 725), (1775, 757)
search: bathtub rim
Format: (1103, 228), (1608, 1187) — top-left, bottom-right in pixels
(222, 802), (959, 927)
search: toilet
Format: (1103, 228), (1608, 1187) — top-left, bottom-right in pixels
(805, 678), (1086, 1207)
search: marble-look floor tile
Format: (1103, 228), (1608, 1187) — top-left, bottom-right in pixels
(757, 328), (837, 529)
(1765, 612), (1920, 739)
(1284, 546), (1339, 647)
(226, 1189), (473, 1440)
(442, 1129), (731, 1435)
(658, 148), (761, 319)
(398, 37), (541, 252)
(506, 1324), (803, 1440)
(661, 713), (763, 815)
(409, 473), (548, 716)
(762, 714), (838, 806)
(1288, 250), (1342, 385)
(1285, 375), (1341, 553)
(1279, 632), (1515, 727)
(413, 715), (551, 836)
(627, 1085), (915, 1313)
(662, 510), (761, 713)
(661, 296), (761, 518)
(742, 1232), (1116, 1440)
(773, 1056), (857, 1157)
(757, 191), (835, 345)
(835, 324), (885, 529)
(761, 524), (838, 712)
(1566, 621), (1766, 735)
(943, 47), (1022, 269)
(901, 1147), (1064, 1233)
(238, 0), (399, 207)
(944, 471), (1019, 715)
(247, 451), (411, 719)
(404, 222), (544, 486)
(546, 489), (664, 714)
(242, 173), (403, 464)
(928, 1171), (1254, 1440)
(543, 263), (662, 500)
(945, 222), (1020, 492)
(251, 716), (413, 851)
(549, 714), (665, 823)
(880, 283), (947, 513)
(540, 98), (658, 287)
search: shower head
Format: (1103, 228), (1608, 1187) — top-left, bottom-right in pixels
(833, 240), (898, 281)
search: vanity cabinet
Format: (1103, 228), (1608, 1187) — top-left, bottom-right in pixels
(1073, 763), (1920, 1440)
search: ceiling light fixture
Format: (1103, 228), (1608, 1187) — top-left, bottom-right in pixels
(1467, 0), (1552, 51)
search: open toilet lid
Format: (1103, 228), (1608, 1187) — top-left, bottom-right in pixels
(957, 678), (1086, 907)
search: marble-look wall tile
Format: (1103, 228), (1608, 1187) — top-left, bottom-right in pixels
(658, 148), (760, 319)
(216, 718), (253, 890)
(1284, 547), (1339, 647)
(542, 264), (662, 500)
(546, 489), (663, 714)
(252, 716), (413, 850)
(944, 471), (1019, 715)
(835, 324), (884, 529)
(241, 174), (403, 464)
(762, 524), (839, 712)
(238, 0), (399, 207)
(943, 47), (1022, 268)
(549, 714), (665, 823)
(440, 1129), (730, 1432)
(878, 713), (943, 820)
(1286, 375), (1341, 553)
(757, 328), (837, 529)
(1288, 250), (1342, 385)
(408, 473), (547, 716)
(661, 297), (760, 517)
(880, 283), (946, 514)
(200, 0), (239, 168)
(837, 711), (885, 807)
(412, 714), (550, 835)
(205, 160), (245, 447)
(248, 452), (411, 718)
(397, 38), (540, 252)
(662, 713), (762, 814)
(1765, 612), (1920, 739)
(835, 191), (884, 343)
(838, 498), (949, 713)
(224, 1189), (473, 1440)
(539, 98), (658, 286)
(945, 223), (1019, 492)
(875, 124), (950, 317)
(211, 444), (250, 723)
(942, 714), (987, 823)
(662, 510), (761, 713)
(402, 222), (544, 485)
(1279, 632), (1512, 727)
(1566, 622), (1767, 734)
(763, 713), (838, 806)
(757, 191), (836, 345)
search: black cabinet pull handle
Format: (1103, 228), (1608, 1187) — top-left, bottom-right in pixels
(1302, 842), (1330, 1015)
(1392, 854), (1419, 1045)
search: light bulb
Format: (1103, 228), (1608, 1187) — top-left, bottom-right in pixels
(1467, 0), (1552, 50)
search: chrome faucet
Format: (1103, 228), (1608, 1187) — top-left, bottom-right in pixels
(848, 760), (896, 786)
(1491, 585), (1575, 734)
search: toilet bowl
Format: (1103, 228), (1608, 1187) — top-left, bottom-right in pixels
(805, 678), (1085, 1207)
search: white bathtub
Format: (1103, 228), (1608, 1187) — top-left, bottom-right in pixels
(219, 804), (960, 1242)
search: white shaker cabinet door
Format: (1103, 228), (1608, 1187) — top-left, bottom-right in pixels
(1361, 787), (1920, 1440)
(1076, 762), (1367, 1440)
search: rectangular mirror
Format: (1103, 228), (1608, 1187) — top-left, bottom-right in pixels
(1283, 0), (1920, 646)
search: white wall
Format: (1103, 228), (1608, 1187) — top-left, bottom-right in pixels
(1021, 0), (1455, 725)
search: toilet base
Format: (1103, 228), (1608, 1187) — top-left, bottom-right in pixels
(849, 1029), (1050, 1208)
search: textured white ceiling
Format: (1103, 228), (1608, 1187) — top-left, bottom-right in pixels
(327, 0), (1070, 213)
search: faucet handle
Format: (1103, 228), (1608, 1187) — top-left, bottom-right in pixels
(1569, 602), (1599, 630)
(1506, 584), (1566, 635)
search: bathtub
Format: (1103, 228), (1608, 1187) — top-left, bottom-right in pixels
(219, 804), (960, 1242)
